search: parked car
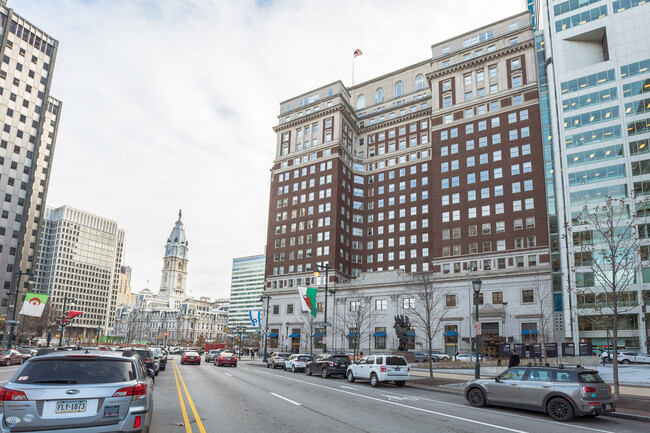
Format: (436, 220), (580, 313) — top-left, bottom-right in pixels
(283, 354), (312, 372)
(215, 352), (238, 367)
(617, 351), (650, 364)
(18, 348), (37, 362)
(180, 351), (201, 365)
(151, 347), (167, 372)
(0, 349), (24, 366)
(266, 352), (290, 369)
(456, 353), (478, 362)
(205, 349), (222, 362)
(0, 349), (155, 432)
(346, 354), (411, 387)
(412, 351), (429, 363)
(305, 353), (351, 378)
(465, 365), (615, 421)
(430, 351), (451, 361)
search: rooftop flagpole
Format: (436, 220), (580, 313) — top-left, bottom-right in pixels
(353, 49), (363, 86)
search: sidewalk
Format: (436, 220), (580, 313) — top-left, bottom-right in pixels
(409, 369), (650, 422)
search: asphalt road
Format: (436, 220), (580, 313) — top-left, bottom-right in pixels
(151, 356), (649, 433)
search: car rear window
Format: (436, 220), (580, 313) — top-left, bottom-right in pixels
(332, 356), (350, 363)
(184, 351), (199, 356)
(386, 356), (407, 366)
(578, 372), (604, 383)
(297, 356), (311, 361)
(13, 358), (137, 384)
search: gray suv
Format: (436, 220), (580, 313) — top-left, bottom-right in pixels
(0, 349), (154, 432)
(465, 365), (615, 421)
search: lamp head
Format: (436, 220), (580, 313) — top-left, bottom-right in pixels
(472, 278), (482, 294)
(313, 271), (320, 278)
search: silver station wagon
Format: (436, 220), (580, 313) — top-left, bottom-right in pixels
(465, 365), (615, 421)
(0, 349), (154, 432)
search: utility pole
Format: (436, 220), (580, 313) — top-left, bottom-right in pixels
(260, 294), (272, 363)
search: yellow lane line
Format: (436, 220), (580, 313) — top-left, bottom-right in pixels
(175, 360), (207, 433)
(172, 360), (192, 433)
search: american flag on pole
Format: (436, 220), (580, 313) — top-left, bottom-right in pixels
(353, 49), (363, 58)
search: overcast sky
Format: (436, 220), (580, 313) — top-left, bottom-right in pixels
(14, 0), (524, 299)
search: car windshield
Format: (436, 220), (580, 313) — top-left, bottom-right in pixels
(578, 372), (604, 383)
(14, 358), (137, 384)
(386, 356), (408, 366)
(1, 351), (12, 356)
(297, 356), (311, 361)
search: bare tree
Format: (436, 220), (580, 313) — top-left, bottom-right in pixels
(570, 196), (643, 399)
(336, 295), (372, 360)
(298, 311), (316, 354)
(408, 272), (453, 379)
(17, 305), (54, 345)
(524, 276), (554, 353)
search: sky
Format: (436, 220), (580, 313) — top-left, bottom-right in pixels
(13, 0), (525, 299)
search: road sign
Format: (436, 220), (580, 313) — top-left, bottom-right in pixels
(473, 321), (482, 336)
(5, 320), (20, 324)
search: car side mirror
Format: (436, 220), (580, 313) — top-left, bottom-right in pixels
(147, 369), (155, 379)
(494, 376), (500, 383)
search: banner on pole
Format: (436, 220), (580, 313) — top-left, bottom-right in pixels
(19, 292), (50, 317)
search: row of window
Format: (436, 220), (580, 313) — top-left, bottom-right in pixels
(442, 199), (535, 223)
(441, 236), (538, 258)
(355, 75), (426, 110)
(442, 218), (536, 240)
(441, 254), (539, 274)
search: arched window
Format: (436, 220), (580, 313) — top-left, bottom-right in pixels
(395, 81), (404, 97)
(356, 94), (365, 109)
(415, 74), (425, 91)
(375, 88), (384, 104)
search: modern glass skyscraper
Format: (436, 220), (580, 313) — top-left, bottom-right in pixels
(0, 2), (61, 336)
(228, 254), (264, 333)
(36, 206), (124, 341)
(539, 0), (650, 352)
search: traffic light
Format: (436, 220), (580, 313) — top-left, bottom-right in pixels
(185, 339), (189, 344)
(164, 332), (168, 339)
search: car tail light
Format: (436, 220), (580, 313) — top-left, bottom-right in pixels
(408, 366), (410, 372)
(0, 387), (28, 406)
(113, 383), (147, 400)
(133, 383), (147, 400)
(134, 415), (142, 428)
(587, 402), (601, 406)
(381, 366), (387, 372)
(583, 386), (597, 393)
(144, 358), (154, 364)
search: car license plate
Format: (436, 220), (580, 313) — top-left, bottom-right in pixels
(103, 405), (120, 418)
(56, 400), (87, 414)
(602, 403), (612, 411)
(394, 367), (400, 371)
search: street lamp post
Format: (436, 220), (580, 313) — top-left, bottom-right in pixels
(284, 322), (290, 353)
(502, 301), (508, 347)
(473, 278), (482, 379)
(314, 263), (333, 354)
(57, 293), (76, 348)
(7, 270), (35, 350)
(260, 294), (271, 363)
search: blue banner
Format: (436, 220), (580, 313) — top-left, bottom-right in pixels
(249, 310), (261, 328)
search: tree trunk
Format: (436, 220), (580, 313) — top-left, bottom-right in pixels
(428, 337), (434, 380)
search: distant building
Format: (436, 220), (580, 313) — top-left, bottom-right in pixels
(36, 206), (125, 342)
(116, 266), (135, 307)
(0, 3), (62, 342)
(113, 211), (229, 345)
(228, 254), (265, 334)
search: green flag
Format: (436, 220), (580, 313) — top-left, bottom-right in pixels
(298, 286), (318, 317)
(19, 292), (50, 317)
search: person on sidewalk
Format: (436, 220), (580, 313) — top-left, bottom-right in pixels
(508, 349), (520, 368)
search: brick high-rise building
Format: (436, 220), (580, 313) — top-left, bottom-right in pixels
(0, 2), (61, 340)
(263, 11), (554, 355)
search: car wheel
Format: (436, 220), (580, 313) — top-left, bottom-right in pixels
(347, 370), (355, 383)
(467, 388), (486, 407)
(155, 370), (158, 376)
(321, 367), (330, 378)
(547, 397), (574, 421)
(283, 364), (287, 371)
(271, 362), (276, 369)
(395, 381), (406, 387)
(234, 364), (237, 368)
(622, 359), (631, 364)
(292, 365), (296, 373)
(306, 366), (312, 376)
(370, 373), (379, 387)
(266, 363), (270, 368)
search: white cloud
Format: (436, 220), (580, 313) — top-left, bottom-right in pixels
(13, 0), (524, 298)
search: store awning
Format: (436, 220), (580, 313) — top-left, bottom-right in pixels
(288, 333), (300, 338)
(268, 333), (279, 338)
(406, 331), (415, 337)
(347, 332), (357, 338)
(372, 331), (386, 337)
(522, 329), (538, 335)
(312, 332), (323, 338)
(444, 331), (458, 336)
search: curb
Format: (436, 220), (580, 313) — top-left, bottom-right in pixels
(406, 382), (464, 396)
(604, 412), (650, 423)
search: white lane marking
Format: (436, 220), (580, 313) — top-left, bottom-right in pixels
(381, 394), (419, 402)
(261, 372), (527, 433)
(223, 373), (233, 377)
(270, 392), (302, 406)
(340, 385), (357, 390)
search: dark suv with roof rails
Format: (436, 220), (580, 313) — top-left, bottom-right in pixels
(306, 353), (351, 378)
(465, 364), (615, 421)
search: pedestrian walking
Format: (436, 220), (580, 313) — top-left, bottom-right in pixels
(508, 349), (520, 368)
